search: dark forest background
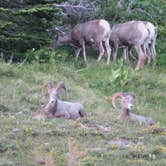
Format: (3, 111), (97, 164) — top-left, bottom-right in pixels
(0, 0), (166, 65)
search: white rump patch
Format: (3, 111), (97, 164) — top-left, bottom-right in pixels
(99, 19), (111, 33)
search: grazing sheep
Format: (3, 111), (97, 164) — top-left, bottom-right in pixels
(111, 21), (157, 66)
(110, 21), (149, 70)
(39, 81), (88, 120)
(50, 19), (112, 64)
(112, 92), (154, 126)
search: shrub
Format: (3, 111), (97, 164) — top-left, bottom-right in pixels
(109, 59), (132, 88)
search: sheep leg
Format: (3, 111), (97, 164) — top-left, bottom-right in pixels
(142, 44), (150, 64)
(75, 48), (82, 59)
(123, 46), (134, 62)
(97, 41), (105, 62)
(122, 47), (129, 62)
(50, 38), (56, 50)
(134, 45), (146, 70)
(146, 45), (152, 64)
(128, 47), (136, 60)
(81, 40), (87, 62)
(102, 41), (107, 59)
(151, 38), (156, 61)
(145, 42), (153, 64)
(104, 39), (111, 65)
(113, 43), (118, 62)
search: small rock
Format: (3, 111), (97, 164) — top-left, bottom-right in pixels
(12, 128), (20, 133)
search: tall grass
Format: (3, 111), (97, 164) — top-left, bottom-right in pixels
(0, 53), (166, 165)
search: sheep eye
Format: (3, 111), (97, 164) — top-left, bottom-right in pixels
(50, 99), (57, 104)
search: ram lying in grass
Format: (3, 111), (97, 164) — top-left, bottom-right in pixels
(34, 81), (88, 120)
(112, 92), (155, 126)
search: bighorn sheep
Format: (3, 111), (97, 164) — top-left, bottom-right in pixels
(110, 21), (149, 70)
(38, 81), (88, 120)
(50, 19), (112, 64)
(112, 92), (154, 126)
(142, 21), (157, 63)
(111, 21), (157, 66)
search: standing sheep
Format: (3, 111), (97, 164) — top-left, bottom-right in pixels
(110, 21), (149, 70)
(50, 19), (112, 64)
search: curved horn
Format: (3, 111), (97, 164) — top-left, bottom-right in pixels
(54, 27), (64, 35)
(112, 92), (124, 109)
(41, 81), (54, 96)
(55, 81), (67, 97)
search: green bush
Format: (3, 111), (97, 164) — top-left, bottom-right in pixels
(109, 59), (132, 88)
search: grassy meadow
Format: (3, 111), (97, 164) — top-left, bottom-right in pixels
(0, 53), (166, 165)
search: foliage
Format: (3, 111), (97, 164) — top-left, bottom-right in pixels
(0, 0), (64, 60)
(109, 59), (132, 88)
(23, 47), (51, 63)
(0, 0), (165, 65)
(0, 61), (166, 165)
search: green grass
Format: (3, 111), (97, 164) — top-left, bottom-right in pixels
(0, 56), (166, 166)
